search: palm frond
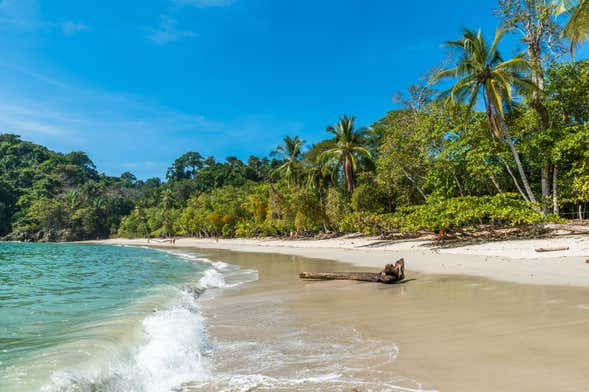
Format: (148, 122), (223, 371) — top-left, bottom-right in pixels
(563, 0), (589, 54)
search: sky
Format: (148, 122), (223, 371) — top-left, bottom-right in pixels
(0, 0), (586, 179)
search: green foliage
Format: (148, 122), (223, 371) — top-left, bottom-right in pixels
(320, 116), (372, 192)
(0, 135), (139, 241)
(351, 183), (389, 213)
(394, 194), (547, 232)
(290, 188), (325, 233)
(324, 188), (351, 228)
(340, 194), (549, 235)
(562, 0), (589, 53)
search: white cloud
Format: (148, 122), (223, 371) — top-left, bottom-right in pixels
(61, 21), (89, 36)
(147, 15), (196, 45)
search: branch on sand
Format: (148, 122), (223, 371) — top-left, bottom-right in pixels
(299, 259), (405, 284)
(534, 246), (570, 253)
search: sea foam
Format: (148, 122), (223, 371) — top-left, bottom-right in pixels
(40, 252), (257, 392)
(133, 290), (211, 392)
(42, 289), (212, 392)
(197, 268), (227, 289)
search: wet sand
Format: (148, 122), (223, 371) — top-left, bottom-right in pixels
(186, 249), (589, 392)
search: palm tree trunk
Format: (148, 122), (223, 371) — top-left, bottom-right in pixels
(344, 157), (354, 192)
(486, 94), (537, 204)
(497, 114), (537, 203)
(485, 99), (533, 201)
(499, 156), (529, 202)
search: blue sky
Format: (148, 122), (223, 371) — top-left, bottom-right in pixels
(0, 0), (586, 179)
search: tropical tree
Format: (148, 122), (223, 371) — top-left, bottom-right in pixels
(166, 151), (204, 181)
(272, 136), (305, 185)
(432, 28), (539, 203)
(320, 116), (372, 192)
(497, 0), (565, 214)
(561, 0), (589, 53)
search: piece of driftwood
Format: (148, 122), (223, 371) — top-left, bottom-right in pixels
(299, 258), (405, 284)
(534, 246), (570, 253)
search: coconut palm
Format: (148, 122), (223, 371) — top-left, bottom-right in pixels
(432, 28), (538, 203)
(272, 136), (305, 185)
(561, 0), (589, 53)
(320, 116), (371, 193)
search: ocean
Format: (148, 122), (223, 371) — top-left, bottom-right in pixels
(0, 243), (257, 392)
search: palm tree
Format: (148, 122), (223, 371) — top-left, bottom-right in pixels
(432, 28), (538, 203)
(272, 136), (305, 185)
(561, 0), (589, 54)
(320, 116), (371, 193)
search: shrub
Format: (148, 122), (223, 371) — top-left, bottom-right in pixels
(351, 183), (389, 213)
(339, 194), (550, 235)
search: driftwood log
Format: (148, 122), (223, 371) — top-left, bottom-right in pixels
(299, 258), (405, 284)
(534, 246), (570, 253)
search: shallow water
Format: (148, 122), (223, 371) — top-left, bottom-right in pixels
(0, 243), (257, 392)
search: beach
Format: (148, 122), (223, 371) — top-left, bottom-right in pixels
(87, 234), (589, 286)
(173, 247), (589, 391)
(75, 236), (589, 390)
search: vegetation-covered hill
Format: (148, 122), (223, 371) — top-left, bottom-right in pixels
(0, 134), (142, 241)
(1, 1), (588, 242)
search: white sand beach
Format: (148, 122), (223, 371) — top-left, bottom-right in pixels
(85, 234), (589, 286)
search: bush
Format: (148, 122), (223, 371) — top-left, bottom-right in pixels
(338, 194), (550, 235)
(325, 188), (350, 228)
(351, 183), (389, 213)
(395, 194), (546, 232)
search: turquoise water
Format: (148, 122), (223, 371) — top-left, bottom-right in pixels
(0, 243), (236, 392)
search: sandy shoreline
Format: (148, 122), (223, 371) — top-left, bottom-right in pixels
(81, 235), (589, 287)
(182, 248), (589, 391)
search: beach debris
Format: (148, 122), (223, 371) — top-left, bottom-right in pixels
(299, 259), (405, 284)
(534, 246), (570, 253)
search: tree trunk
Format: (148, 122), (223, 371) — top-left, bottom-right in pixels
(496, 112), (538, 203)
(489, 173), (503, 194)
(300, 259), (405, 284)
(299, 272), (381, 282)
(344, 157), (354, 193)
(552, 165), (559, 216)
(485, 91), (537, 204)
(541, 162), (550, 216)
(499, 157), (529, 202)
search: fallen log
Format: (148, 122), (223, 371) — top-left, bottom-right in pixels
(534, 246), (570, 253)
(299, 259), (405, 284)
